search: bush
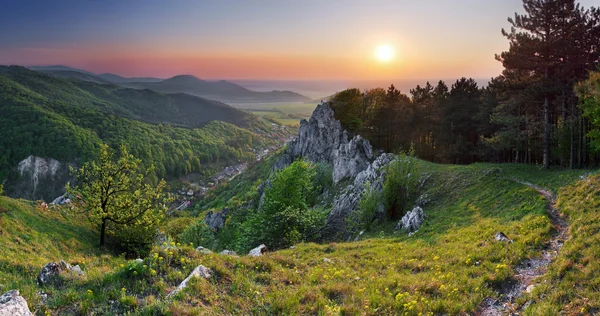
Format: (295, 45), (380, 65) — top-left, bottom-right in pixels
(237, 159), (326, 251)
(163, 217), (195, 240)
(383, 151), (419, 219)
(179, 220), (216, 249)
(0, 184), (3, 195)
(347, 182), (382, 232)
(110, 224), (157, 257)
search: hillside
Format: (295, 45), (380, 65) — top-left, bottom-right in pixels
(6, 66), (260, 129)
(0, 66), (274, 200)
(0, 161), (594, 314)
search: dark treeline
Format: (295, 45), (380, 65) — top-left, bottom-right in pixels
(331, 0), (600, 168)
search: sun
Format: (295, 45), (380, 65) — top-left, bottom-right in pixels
(375, 44), (394, 63)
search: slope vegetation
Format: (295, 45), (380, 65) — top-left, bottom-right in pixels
(0, 66), (271, 182)
(0, 162), (592, 315)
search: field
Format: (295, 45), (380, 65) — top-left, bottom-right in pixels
(1, 161), (597, 314)
(231, 102), (319, 126)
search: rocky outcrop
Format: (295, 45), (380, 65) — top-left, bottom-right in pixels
(396, 206), (425, 233)
(325, 154), (394, 238)
(275, 102), (374, 184)
(0, 290), (32, 316)
(3, 156), (72, 202)
(248, 244), (268, 257)
(167, 265), (212, 298)
(37, 262), (61, 285)
(204, 208), (230, 231)
(38, 261), (84, 285)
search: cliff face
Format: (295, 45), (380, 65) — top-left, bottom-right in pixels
(276, 102), (392, 238)
(3, 156), (72, 202)
(276, 102), (374, 184)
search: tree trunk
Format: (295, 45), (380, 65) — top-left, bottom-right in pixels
(100, 218), (107, 247)
(543, 93), (551, 169)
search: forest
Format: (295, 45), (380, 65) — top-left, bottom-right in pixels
(0, 67), (272, 181)
(331, 1), (600, 168)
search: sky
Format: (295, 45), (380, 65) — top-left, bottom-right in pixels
(1, 0), (598, 81)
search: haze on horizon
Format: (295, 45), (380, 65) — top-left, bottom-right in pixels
(1, 0), (598, 81)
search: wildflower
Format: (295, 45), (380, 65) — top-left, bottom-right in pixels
(121, 287), (126, 292)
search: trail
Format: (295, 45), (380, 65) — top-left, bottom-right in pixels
(477, 179), (569, 316)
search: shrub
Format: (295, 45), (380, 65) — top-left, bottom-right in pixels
(179, 220), (216, 249)
(237, 159), (326, 251)
(347, 182), (382, 232)
(163, 217), (195, 240)
(383, 151), (419, 219)
(110, 224), (157, 257)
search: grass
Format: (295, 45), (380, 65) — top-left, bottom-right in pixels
(241, 102), (318, 126)
(523, 173), (600, 315)
(0, 161), (595, 315)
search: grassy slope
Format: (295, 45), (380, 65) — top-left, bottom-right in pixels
(0, 162), (593, 315)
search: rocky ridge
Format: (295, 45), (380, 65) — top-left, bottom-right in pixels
(275, 102), (393, 238)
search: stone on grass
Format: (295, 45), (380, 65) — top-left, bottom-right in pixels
(167, 265), (212, 298)
(396, 206), (425, 233)
(248, 244), (268, 257)
(220, 250), (237, 256)
(37, 262), (61, 285)
(196, 246), (212, 254)
(0, 290), (32, 316)
(495, 232), (510, 242)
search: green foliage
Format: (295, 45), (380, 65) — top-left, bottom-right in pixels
(163, 217), (195, 240)
(383, 151), (419, 219)
(0, 184), (3, 195)
(578, 71), (600, 152)
(238, 159), (326, 251)
(347, 182), (382, 232)
(179, 220), (216, 249)
(0, 66), (271, 182)
(67, 144), (172, 250)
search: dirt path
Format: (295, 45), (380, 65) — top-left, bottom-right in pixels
(477, 179), (569, 315)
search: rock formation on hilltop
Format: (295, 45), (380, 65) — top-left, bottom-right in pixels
(276, 102), (374, 184)
(275, 102), (393, 238)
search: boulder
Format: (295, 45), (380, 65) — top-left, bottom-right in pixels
(196, 246), (212, 254)
(220, 250), (237, 256)
(248, 244), (268, 257)
(37, 262), (61, 285)
(495, 232), (510, 242)
(396, 206), (425, 233)
(167, 265), (212, 298)
(0, 290), (32, 316)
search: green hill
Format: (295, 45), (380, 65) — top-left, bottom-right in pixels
(0, 66), (272, 183)
(1, 161), (595, 315)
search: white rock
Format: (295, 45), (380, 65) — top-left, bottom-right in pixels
(396, 206), (425, 232)
(0, 290), (32, 316)
(248, 244), (268, 257)
(196, 246), (212, 254)
(167, 265), (212, 298)
(220, 250), (237, 256)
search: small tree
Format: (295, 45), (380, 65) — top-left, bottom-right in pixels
(67, 144), (170, 247)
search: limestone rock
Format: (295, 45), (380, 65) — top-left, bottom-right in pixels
(167, 265), (212, 298)
(220, 250), (237, 256)
(495, 232), (510, 242)
(248, 244), (268, 257)
(37, 262), (61, 285)
(275, 102), (374, 184)
(4, 156), (72, 202)
(325, 154), (394, 238)
(0, 290), (32, 316)
(396, 206), (425, 233)
(196, 246), (212, 254)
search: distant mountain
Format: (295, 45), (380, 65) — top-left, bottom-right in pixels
(28, 65), (310, 103)
(122, 75), (311, 103)
(98, 73), (163, 83)
(36, 69), (113, 84)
